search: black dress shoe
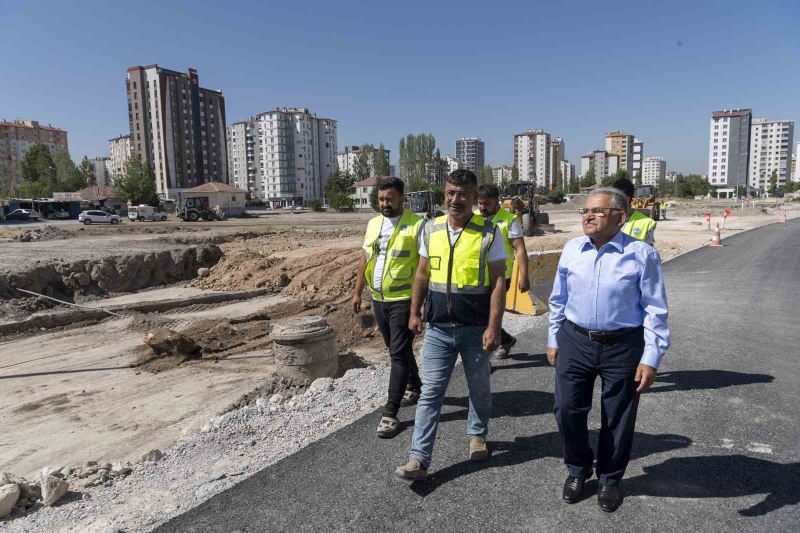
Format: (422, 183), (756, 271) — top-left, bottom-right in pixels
(597, 484), (623, 512)
(562, 471), (592, 503)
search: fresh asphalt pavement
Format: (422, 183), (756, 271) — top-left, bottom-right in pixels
(157, 220), (800, 533)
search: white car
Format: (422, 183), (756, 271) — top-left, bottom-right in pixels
(79, 210), (122, 225)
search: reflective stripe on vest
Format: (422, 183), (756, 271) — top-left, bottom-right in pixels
(362, 210), (423, 301)
(622, 211), (657, 242)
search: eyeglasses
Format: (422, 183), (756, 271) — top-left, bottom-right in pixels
(578, 207), (623, 217)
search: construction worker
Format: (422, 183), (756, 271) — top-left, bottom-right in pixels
(612, 177), (656, 246)
(476, 183), (530, 359)
(352, 177), (425, 439)
(394, 169), (506, 481)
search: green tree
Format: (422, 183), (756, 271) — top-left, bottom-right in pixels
(19, 143), (56, 194)
(53, 152), (90, 192)
(634, 172), (642, 186)
(601, 175), (616, 186)
(399, 133), (436, 183)
(374, 143), (390, 176)
(768, 169), (778, 195)
(511, 165), (519, 181)
(113, 156), (159, 206)
(676, 174), (711, 198)
(369, 184), (379, 211)
(353, 145), (372, 183)
(323, 170), (355, 211)
(580, 167), (596, 188)
(478, 164), (494, 185)
(614, 169), (629, 180)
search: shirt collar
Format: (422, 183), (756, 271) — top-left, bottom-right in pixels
(579, 229), (625, 253)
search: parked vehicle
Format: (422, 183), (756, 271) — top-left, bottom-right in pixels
(79, 210), (122, 225)
(51, 210), (71, 219)
(6, 208), (41, 221)
(128, 205), (168, 222)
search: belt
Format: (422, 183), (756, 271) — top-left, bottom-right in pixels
(567, 320), (642, 342)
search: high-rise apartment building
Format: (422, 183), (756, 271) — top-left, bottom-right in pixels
(707, 108), (751, 188)
(108, 134), (132, 177)
(748, 118), (794, 190)
(632, 138), (644, 178)
(89, 157), (113, 187)
(491, 165), (514, 185)
(642, 156), (666, 186)
(126, 65), (228, 196)
(550, 137), (566, 186)
(336, 145), (391, 178)
(794, 142), (800, 182)
(227, 120), (258, 197)
(455, 138), (485, 174)
(580, 150), (619, 183)
(560, 160), (576, 188)
(605, 131), (635, 176)
(514, 129), (552, 188)
(228, 108), (337, 206)
(0, 120), (68, 191)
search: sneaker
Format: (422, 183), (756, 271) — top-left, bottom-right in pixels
(493, 336), (517, 359)
(400, 388), (420, 407)
(469, 436), (489, 462)
(394, 459), (428, 481)
(376, 416), (399, 439)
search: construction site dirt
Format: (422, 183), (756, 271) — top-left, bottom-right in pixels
(0, 200), (796, 492)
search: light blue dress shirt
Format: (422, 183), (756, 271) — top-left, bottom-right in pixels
(547, 230), (670, 369)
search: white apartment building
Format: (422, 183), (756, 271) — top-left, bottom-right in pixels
(632, 138), (644, 178)
(336, 145), (391, 178)
(446, 155), (463, 175)
(90, 157), (113, 187)
(748, 118), (794, 190)
(514, 129), (552, 188)
(492, 165), (514, 185)
(707, 108), (751, 188)
(227, 120), (259, 197)
(560, 160), (576, 187)
(666, 171), (680, 182)
(794, 142), (800, 181)
(580, 150), (619, 183)
(351, 176), (377, 210)
(108, 134), (131, 177)
(642, 156), (666, 186)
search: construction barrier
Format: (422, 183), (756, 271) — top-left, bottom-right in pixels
(505, 250), (562, 315)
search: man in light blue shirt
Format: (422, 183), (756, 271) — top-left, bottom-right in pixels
(547, 187), (670, 513)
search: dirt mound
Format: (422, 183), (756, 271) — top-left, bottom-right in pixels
(15, 225), (72, 242)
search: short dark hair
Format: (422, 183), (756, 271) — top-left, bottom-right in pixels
(447, 169), (477, 188)
(477, 183), (500, 199)
(611, 177), (635, 199)
(376, 176), (404, 195)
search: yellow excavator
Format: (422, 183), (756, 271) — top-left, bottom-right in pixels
(631, 185), (661, 221)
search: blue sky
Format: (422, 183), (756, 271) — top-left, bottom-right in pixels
(1, 0), (798, 173)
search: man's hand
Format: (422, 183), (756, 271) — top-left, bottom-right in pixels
(518, 275), (530, 293)
(408, 313), (424, 335)
(546, 347), (558, 366)
(634, 364), (657, 393)
(351, 293), (362, 314)
(482, 326), (501, 352)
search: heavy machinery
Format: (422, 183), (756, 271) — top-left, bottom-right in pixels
(407, 190), (443, 219)
(631, 184), (661, 221)
(177, 197), (227, 222)
(500, 181), (551, 236)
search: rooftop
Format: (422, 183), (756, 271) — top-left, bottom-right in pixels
(183, 182), (247, 194)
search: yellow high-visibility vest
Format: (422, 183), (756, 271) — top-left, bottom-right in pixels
(475, 207), (518, 279)
(362, 209), (423, 301)
(622, 211), (657, 244)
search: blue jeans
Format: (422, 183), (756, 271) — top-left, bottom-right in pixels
(409, 325), (492, 470)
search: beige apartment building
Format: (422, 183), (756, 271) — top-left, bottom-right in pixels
(108, 134), (132, 177)
(0, 120), (69, 192)
(605, 131), (635, 177)
(127, 65), (228, 197)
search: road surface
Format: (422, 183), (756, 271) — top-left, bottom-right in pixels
(157, 219), (800, 532)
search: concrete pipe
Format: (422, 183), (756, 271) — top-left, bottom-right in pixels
(271, 315), (338, 380)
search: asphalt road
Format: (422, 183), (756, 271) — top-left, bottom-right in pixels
(157, 220), (800, 533)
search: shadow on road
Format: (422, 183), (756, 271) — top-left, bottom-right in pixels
(411, 431), (692, 496)
(648, 370), (775, 394)
(491, 352), (550, 373)
(439, 389), (554, 424)
(624, 456), (799, 516)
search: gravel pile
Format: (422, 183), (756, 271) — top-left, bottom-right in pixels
(2, 365), (390, 533)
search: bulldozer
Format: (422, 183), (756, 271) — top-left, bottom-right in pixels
(631, 184), (661, 221)
(500, 181), (551, 236)
(407, 190), (443, 219)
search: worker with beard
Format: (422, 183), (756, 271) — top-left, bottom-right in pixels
(394, 169), (506, 481)
(353, 177), (425, 439)
(476, 183), (530, 359)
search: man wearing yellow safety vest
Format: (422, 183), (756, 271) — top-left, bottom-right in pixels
(476, 183), (530, 359)
(612, 177), (657, 246)
(352, 177), (425, 439)
(394, 169), (507, 481)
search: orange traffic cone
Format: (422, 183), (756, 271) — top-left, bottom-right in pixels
(710, 223), (722, 247)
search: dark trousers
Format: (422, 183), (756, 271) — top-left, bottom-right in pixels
(373, 299), (421, 418)
(553, 321), (644, 486)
